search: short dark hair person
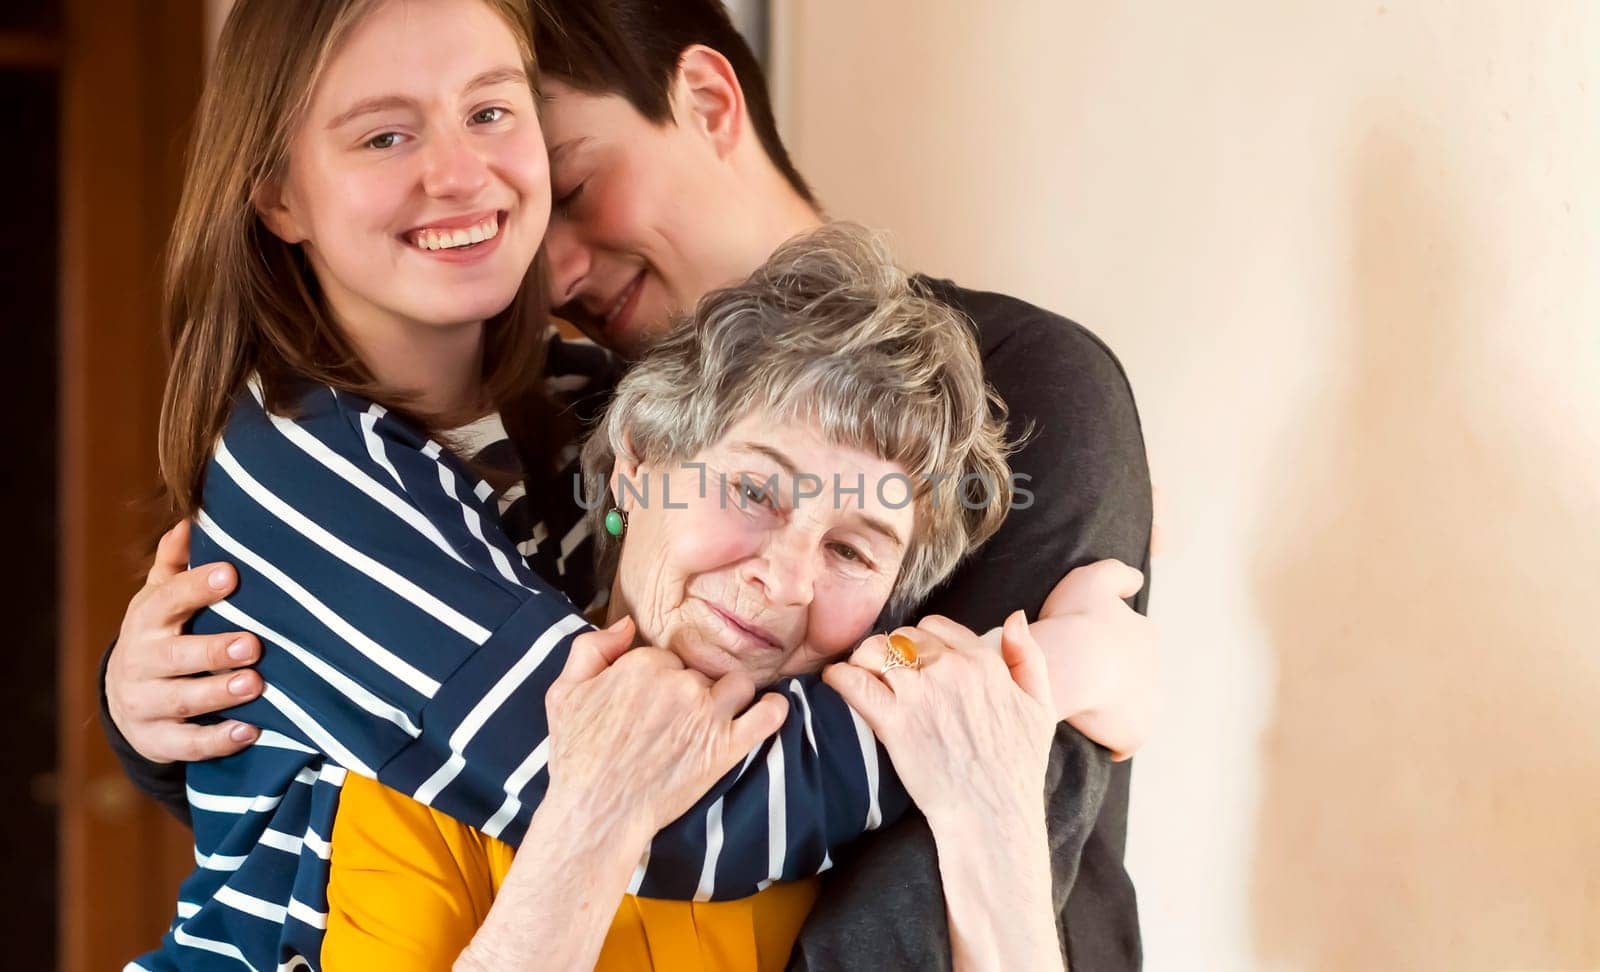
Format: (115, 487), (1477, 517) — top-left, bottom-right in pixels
(533, 0), (816, 205)
(529, 2), (1151, 970)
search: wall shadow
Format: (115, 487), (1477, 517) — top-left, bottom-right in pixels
(1249, 124), (1600, 968)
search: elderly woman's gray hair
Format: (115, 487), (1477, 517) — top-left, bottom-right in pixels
(581, 222), (1015, 613)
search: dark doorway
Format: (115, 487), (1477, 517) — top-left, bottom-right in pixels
(0, 19), (61, 972)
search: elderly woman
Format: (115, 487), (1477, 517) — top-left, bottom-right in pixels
(322, 226), (1120, 970)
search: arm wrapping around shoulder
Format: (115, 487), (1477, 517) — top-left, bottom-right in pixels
(188, 381), (911, 899)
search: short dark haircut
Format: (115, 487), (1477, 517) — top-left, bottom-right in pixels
(532, 0), (817, 206)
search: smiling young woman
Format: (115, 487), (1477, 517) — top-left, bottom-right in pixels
(158, 0), (558, 513)
(126, 4), (964, 969)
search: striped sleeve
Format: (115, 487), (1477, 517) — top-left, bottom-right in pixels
(189, 382), (909, 898)
(629, 675), (914, 900)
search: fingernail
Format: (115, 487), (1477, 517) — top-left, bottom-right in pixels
(208, 567), (231, 590)
(227, 639), (252, 662)
(229, 723), (259, 742)
(606, 616), (631, 633)
(228, 673), (255, 695)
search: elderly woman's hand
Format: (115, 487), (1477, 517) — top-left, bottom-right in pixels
(822, 613), (1055, 831)
(458, 622), (789, 972)
(822, 614), (1062, 971)
(544, 617), (790, 839)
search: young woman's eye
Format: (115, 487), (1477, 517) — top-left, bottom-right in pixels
(470, 106), (508, 126)
(365, 131), (403, 150)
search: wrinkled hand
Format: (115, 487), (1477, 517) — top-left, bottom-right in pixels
(1034, 559), (1160, 760)
(822, 614), (1055, 830)
(544, 618), (789, 836)
(107, 521), (262, 763)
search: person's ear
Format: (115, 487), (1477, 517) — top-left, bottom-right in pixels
(673, 44), (745, 159)
(610, 435), (644, 512)
(253, 178), (308, 245)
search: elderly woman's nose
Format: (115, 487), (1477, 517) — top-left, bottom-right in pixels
(742, 544), (818, 607)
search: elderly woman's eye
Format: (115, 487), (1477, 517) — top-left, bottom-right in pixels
(829, 542), (866, 565)
(740, 481), (775, 508)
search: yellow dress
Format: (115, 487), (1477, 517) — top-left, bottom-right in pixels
(324, 772), (820, 970)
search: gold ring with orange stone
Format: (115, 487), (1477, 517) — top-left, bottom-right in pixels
(880, 632), (922, 674)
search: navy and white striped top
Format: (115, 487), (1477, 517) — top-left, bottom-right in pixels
(130, 365), (909, 970)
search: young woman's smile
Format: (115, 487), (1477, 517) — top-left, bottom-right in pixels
(403, 209), (507, 263)
(259, 0), (550, 336)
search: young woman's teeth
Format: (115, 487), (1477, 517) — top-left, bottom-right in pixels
(411, 215), (499, 251)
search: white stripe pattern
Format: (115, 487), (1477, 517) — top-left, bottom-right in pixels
(286, 898), (328, 930)
(553, 518), (591, 575)
(252, 730), (315, 754)
(256, 826), (331, 860)
(213, 600), (421, 739)
(626, 842), (651, 896)
(694, 799), (725, 903)
(248, 378), (470, 571)
(195, 510), (441, 697)
(517, 520), (550, 559)
(480, 737), (550, 839)
(414, 612), (588, 806)
(186, 785), (284, 815)
(849, 708), (883, 830)
(213, 885), (288, 923)
(171, 926), (262, 972)
(195, 847), (249, 871)
(691, 747), (765, 902)
(358, 405), (407, 491)
(787, 682), (819, 753)
(765, 737), (787, 883)
(259, 829), (304, 856)
(260, 685), (375, 777)
(423, 439), (522, 585)
(214, 442), (493, 645)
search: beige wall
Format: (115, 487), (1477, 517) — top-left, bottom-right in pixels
(781, 1), (1600, 968)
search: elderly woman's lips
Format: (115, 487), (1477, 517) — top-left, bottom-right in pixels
(705, 602), (782, 651)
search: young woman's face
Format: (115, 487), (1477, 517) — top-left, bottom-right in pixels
(264, 0), (549, 335)
(611, 414), (917, 686)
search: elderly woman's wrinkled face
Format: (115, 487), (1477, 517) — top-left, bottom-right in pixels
(610, 413), (917, 685)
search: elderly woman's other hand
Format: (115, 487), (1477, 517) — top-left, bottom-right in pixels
(822, 615), (1062, 971)
(822, 615), (1055, 831)
(1034, 559), (1160, 761)
(545, 617), (791, 840)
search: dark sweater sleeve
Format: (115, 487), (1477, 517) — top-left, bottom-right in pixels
(789, 297), (1152, 972)
(97, 638), (192, 826)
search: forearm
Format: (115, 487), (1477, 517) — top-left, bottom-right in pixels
(455, 786), (649, 972)
(931, 804), (1062, 972)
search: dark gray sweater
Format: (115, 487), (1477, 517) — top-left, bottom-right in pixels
(787, 279), (1152, 972)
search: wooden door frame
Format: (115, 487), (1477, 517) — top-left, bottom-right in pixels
(56, 1), (206, 968)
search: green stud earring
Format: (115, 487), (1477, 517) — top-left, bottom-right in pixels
(604, 508), (627, 537)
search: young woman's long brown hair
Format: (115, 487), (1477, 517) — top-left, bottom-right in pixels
(160, 0), (562, 517)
